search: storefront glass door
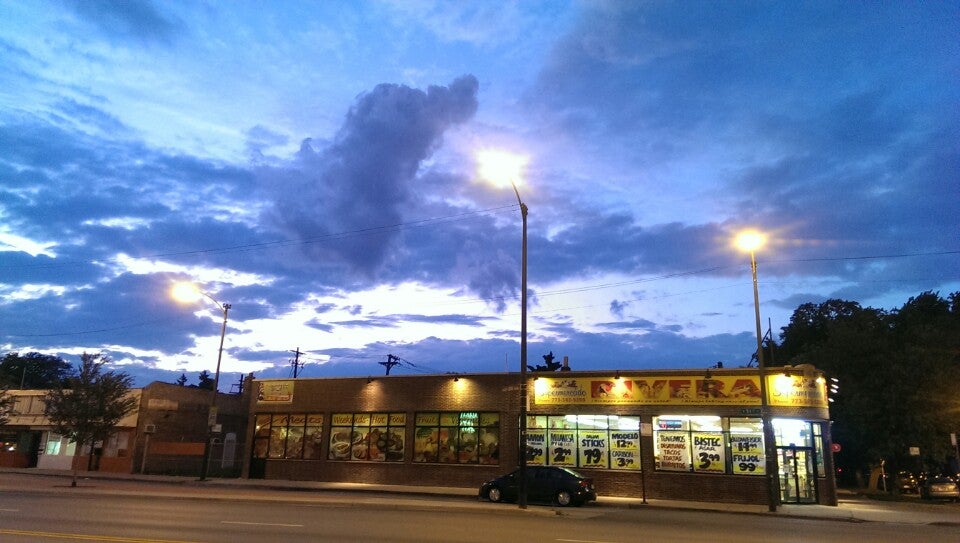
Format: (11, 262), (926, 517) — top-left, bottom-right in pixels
(778, 445), (816, 504)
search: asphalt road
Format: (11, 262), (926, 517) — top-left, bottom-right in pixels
(1, 482), (959, 543)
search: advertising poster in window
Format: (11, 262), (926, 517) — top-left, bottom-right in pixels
(329, 429), (356, 460)
(548, 430), (576, 466)
(526, 428), (546, 465)
(303, 414), (323, 460)
(458, 427), (478, 463)
(730, 434), (766, 475)
(692, 432), (725, 473)
(478, 427), (499, 464)
(610, 429), (641, 470)
(437, 427), (457, 463)
(269, 415), (288, 458)
(657, 431), (690, 471)
(413, 426), (439, 462)
(578, 430), (608, 468)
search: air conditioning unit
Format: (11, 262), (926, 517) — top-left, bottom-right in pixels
(143, 424), (157, 434)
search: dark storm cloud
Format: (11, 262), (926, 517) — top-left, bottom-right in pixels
(525, 214), (732, 285)
(261, 76), (479, 277)
(526, 2), (958, 305)
(68, 0), (182, 45)
(331, 313), (492, 329)
(255, 323), (762, 377)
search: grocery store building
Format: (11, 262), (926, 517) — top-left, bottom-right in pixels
(243, 365), (837, 506)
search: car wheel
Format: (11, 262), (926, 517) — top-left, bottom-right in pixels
(487, 487), (503, 503)
(556, 490), (572, 506)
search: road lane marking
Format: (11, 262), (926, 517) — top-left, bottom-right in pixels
(0, 528), (199, 542)
(221, 521), (304, 527)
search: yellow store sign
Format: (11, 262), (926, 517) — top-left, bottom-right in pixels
(533, 374), (826, 408)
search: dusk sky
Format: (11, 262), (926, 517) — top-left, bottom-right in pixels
(1, 1), (957, 390)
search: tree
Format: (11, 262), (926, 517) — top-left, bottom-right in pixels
(197, 370), (215, 390)
(778, 292), (960, 487)
(0, 352), (75, 389)
(43, 353), (138, 487)
(176, 373), (188, 386)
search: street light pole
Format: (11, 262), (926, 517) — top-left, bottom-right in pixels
(173, 283), (231, 482)
(744, 241), (779, 512)
(475, 149), (530, 509)
(198, 297), (230, 482)
(512, 183), (529, 510)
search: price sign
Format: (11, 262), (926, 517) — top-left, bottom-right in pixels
(609, 431), (640, 471)
(526, 429), (546, 465)
(692, 433), (725, 473)
(730, 434), (765, 475)
(549, 429), (576, 466)
(577, 431), (608, 468)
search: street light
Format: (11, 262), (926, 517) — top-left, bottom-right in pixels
(734, 230), (779, 512)
(477, 149), (529, 509)
(171, 282), (231, 481)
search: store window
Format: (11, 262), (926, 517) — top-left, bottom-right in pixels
(413, 412), (499, 464)
(729, 417), (765, 475)
(329, 413), (405, 462)
(252, 413), (323, 460)
(526, 415), (640, 471)
(653, 415), (769, 475)
(43, 433), (76, 457)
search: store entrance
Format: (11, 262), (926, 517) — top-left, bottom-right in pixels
(778, 445), (817, 504)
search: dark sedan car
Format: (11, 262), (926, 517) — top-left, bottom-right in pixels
(479, 466), (597, 506)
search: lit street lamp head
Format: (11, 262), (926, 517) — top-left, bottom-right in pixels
(171, 281), (229, 313)
(170, 281), (203, 304)
(735, 230), (767, 254)
(476, 149), (528, 193)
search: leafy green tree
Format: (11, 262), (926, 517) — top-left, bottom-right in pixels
(43, 353), (138, 487)
(0, 352), (75, 389)
(778, 292), (960, 487)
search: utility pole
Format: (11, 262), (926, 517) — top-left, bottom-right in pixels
(380, 354), (400, 375)
(291, 348), (303, 378)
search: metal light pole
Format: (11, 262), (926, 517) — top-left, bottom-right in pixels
(512, 182), (529, 510)
(198, 296), (230, 481)
(171, 282), (230, 482)
(476, 149), (530, 510)
(737, 231), (779, 512)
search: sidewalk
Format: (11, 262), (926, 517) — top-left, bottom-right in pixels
(2, 467), (958, 526)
